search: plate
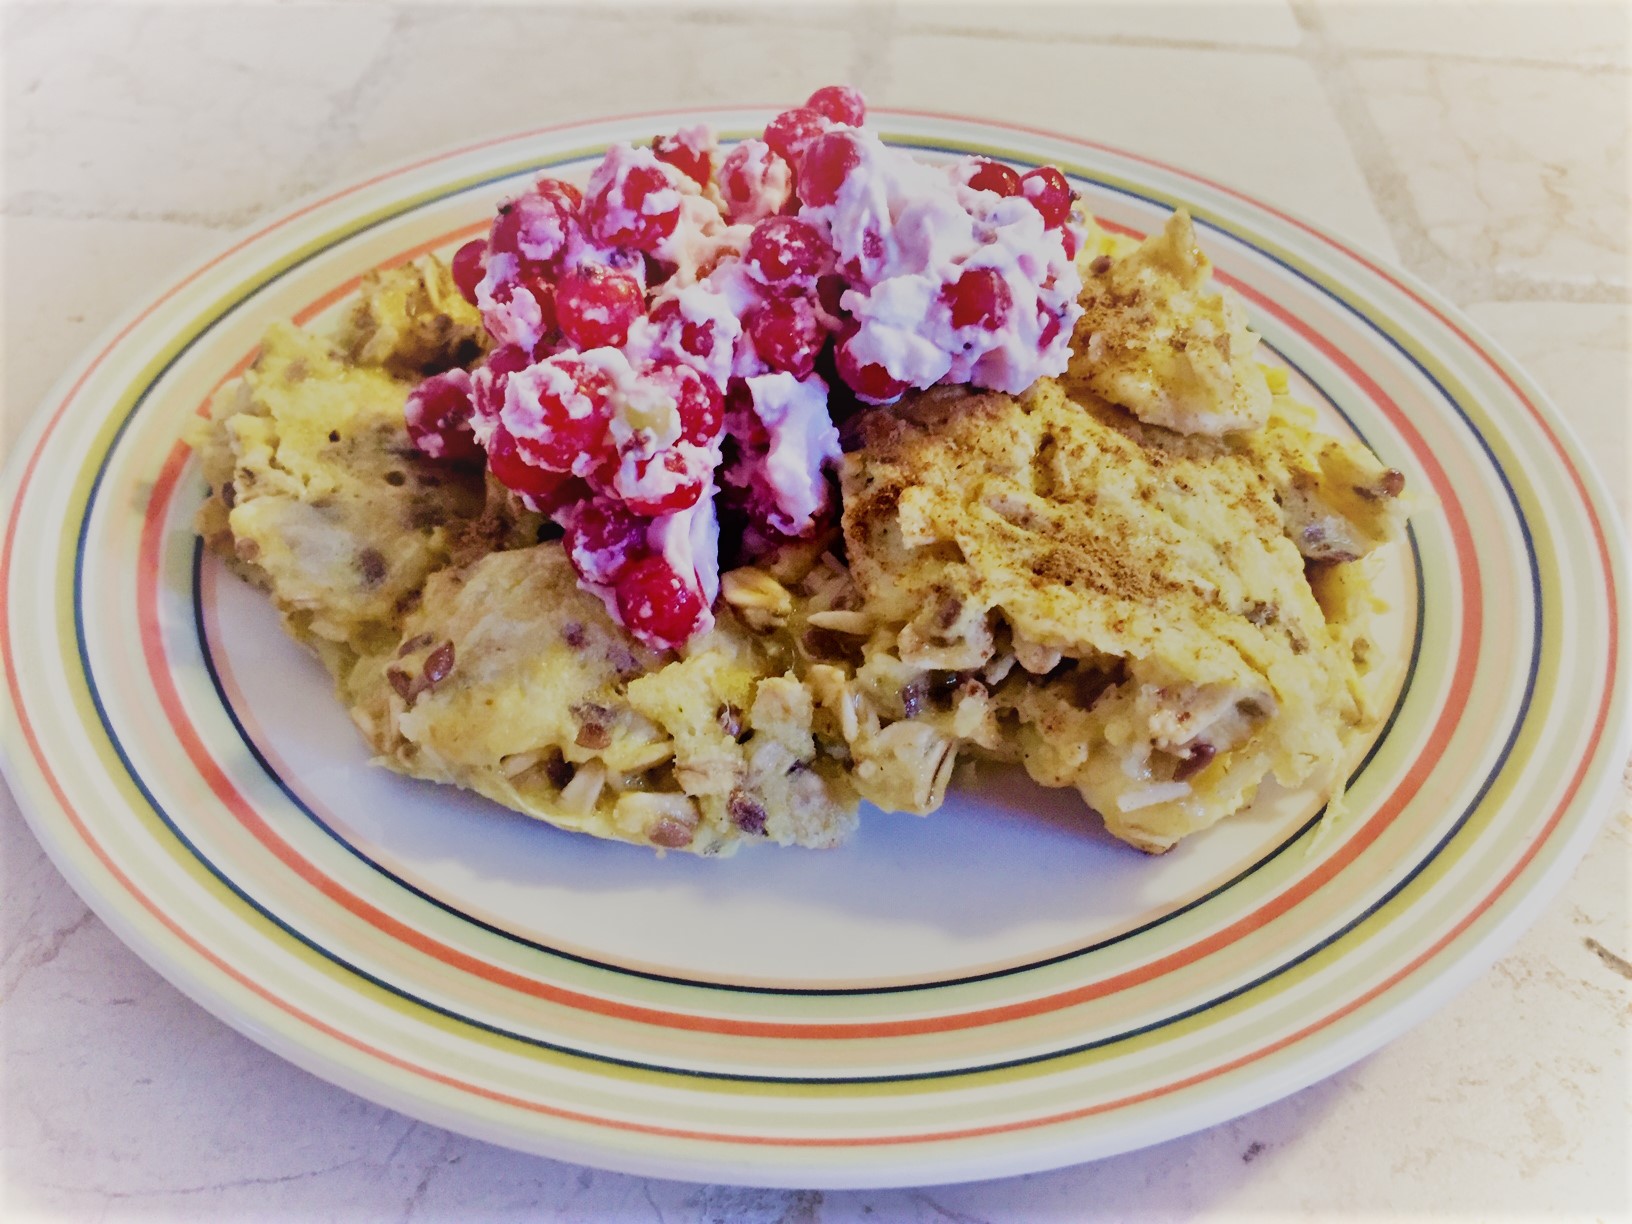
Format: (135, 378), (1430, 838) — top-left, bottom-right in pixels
(2, 109), (1626, 1189)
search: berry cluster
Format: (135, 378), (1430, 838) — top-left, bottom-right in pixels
(403, 85), (1084, 650)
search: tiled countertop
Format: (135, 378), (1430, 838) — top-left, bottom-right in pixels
(3, 3), (1628, 1219)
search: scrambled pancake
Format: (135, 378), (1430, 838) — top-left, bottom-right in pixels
(189, 261), (856, 855)
(190, 216), (1407, 856)
(838, 376), (1402, 851)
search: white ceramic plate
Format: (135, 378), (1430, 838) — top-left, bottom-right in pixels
(2, 109), (1626, 1188)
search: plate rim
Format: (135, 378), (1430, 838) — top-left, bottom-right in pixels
(2, 105), (1626, 1188)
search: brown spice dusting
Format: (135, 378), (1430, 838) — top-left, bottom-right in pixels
(384, 470), (407, 487)
(220, 480), (237, 509)
(327, 430), (341, 444)
(561, 621), (587, 649)
(1244, 601), (1279, 626)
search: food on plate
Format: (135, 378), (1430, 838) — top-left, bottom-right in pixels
(188, 86), (1408, 855)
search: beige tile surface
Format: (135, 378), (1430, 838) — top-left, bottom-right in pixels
(1350, 54), (1630, 292)
(305, 6), (871, 185)
(1465, 300), (1631, 519)
(877, 32), (1399, 258)
(893, 0), (1304, 48)
(2, 5), (396, 225)
(1320, 0), (1631, 67)
(2, 216), (223, 452)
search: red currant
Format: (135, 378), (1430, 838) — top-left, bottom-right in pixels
(942, 267), (1013, 331)
(647, 362), (723, 445)
(1019, 166), (1074, 229)
(651, 130), (713, 187)
(964, 158), (1021, 198)
(619, 449), (707, 517)
(805, 85), (865, 128)
(647, 298), (724, 366)
(616, 555), (707, 649)
(489, 185), (579, 267)
(745, 216), (831, 292)
(555, 264), (645, 350)
(450, 239), (486, 304)
(405, 369), (482, 463)
(584, 148), (681, 252)
(834, 327), (909, 404)
(816, 273), (849, 319)
(718, 140), (792, 224)
(763, 107), (831, 167)
(534, 178), (582, 210)
(747, 296), (826, 378)
(797, 131), (862, 207)
(486, 424), (586, 512)
(565, 496), (649, 586)
(504, 356), (616, 475)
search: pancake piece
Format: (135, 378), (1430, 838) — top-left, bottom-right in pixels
(1068, 210), (1272, 436)
(355, 545), (857, 854)
(840, 377), (1403, 851)
(189, 262), (856, 856)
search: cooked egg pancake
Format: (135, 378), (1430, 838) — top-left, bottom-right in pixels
(840, 377), (1403, 851)
(357, 544), (857, 854)
(189, 262), (856, 855)
(1069, 210), (1272, 437)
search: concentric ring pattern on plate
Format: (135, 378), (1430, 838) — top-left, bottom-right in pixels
(2, 109), (1625, 1188)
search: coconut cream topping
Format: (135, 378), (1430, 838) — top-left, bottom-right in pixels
(410, 85), (1085, 649)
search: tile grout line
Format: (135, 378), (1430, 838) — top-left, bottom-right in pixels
(1288, 0), (1628, 307)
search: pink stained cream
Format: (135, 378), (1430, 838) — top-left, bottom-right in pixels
(404, 86), (1085, 651)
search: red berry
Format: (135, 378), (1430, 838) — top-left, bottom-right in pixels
(566, 496), (649, 586)
(451, 239), (487, 304)
(1061, 224), (1081, 261)
(503, 356), (616, 475)
(648, 298), (723, 366)
(805, 85), (865, 128)
(534, 178), (583, 210)
(484, 269), (559, 351)
(964, 158), (1021, 198)
(1019, 166), (1074, 229)
(747, 297), (826, 378)
(1039, 309), (1064, 350)
(489, 185), (578, 267)
(648, 362), (723, 445)
(555, 264), (645, 350)
(584, 148), (682, 252)
(652, 130), (713, 187)
(616, 555), (707, 648)
(745, 216), (831, 292)
(405, 369), (482, 463)
(834, 328), (909, 404)
(815, 273), (849, 319)
(763, 107), (831, 167)
(486, 424), (586, 512)
(942, 267), (1013, 331)
(718, 140), (793, 224)
(620, 449), (707, 517)
(797, 131), (862, 207)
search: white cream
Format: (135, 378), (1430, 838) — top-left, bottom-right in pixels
(744, 371), (841, 536)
